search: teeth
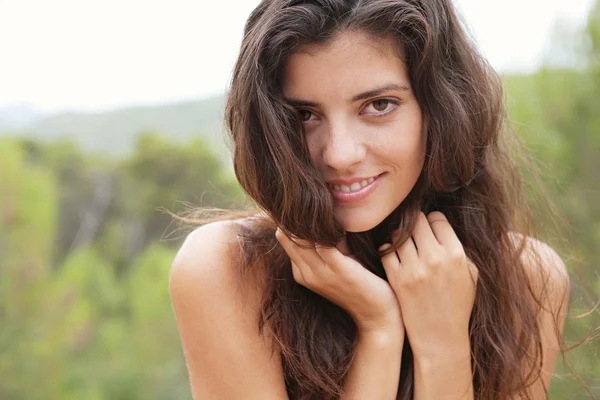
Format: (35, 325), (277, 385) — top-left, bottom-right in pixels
(328, 175), (378, 193)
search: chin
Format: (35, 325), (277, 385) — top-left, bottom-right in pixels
(334, 208), (388, 233)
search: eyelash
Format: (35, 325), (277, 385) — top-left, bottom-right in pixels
(298, 98), (400, 123)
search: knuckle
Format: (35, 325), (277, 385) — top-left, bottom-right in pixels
(292, 272), (304, 284)
(413, 272), (429, 284)
(425, 253), (444, 269)
(448, 247), (466, 263)
(292, 272), (306, 286)
(407, 270), (429, 285)
(301, 271), (315, 287)
(316, 246), (336, 264)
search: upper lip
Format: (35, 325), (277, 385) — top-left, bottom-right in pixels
(326, 174), (381, 186)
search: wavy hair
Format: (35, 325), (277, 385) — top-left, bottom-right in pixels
(190, 0), (576, 398)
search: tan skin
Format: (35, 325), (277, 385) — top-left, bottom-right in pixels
(275, 210), (479, 399)
(276, 211), (479, 356)
(169, 30), (569, 400)
(170, 220), (568, 399)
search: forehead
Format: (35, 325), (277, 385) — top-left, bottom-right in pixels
(281, 30), (409, 99)
(300, 29), (402, 56)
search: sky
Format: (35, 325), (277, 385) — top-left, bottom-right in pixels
(0, 0), (595, 113)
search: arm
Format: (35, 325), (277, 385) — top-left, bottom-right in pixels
(514, 237), (570, 399)
(275, 231), (406, 400)
(342, 328), (404, 400)
(412, 338), (474, 400)
(169, 221), (288, 400)
(410, 237), (569, 400)
(171, 221), (405, 400)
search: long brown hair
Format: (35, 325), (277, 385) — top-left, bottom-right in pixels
(188, 0), (578, 398)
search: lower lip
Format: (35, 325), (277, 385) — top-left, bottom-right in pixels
(328, 173), (385, 204)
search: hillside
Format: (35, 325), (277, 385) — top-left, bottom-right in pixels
(0, 95), (229, 157)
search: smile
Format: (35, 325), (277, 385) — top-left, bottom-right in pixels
(327, 176), (376, 193)
(326, 173), (384, 204)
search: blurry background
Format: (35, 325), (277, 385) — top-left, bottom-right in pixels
(0, 0), (599, 398)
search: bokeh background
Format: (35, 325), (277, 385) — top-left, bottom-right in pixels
(1, 0), (599, 398)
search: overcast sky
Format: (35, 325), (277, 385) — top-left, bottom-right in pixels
(0, 0), (594, 113)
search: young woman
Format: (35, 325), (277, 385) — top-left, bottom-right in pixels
(169, 0), (571, 399)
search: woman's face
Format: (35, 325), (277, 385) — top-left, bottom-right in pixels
(282, 30), (427, 232)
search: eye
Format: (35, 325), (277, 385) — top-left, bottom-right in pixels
(298, 109), (316, 122)
(299, 110), (311, 120)
(363, 99), (399, 116)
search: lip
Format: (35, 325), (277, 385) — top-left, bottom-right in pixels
(327, 173), (385, 204)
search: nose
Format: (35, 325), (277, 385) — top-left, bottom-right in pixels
(321, 120), (367, 171)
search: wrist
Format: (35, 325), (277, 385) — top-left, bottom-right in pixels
(413, 337), (471, 368)
(354, 309), (403, 337)
(357, 325), (404, 349)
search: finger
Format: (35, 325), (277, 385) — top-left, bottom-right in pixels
(292, 238), (328, 272)
(275, 229), (314, 276)
(290, 260), (307, 285)
(426, 211), (462, 248)
(411, 211), (441, 256)
(380, 243), (402, 280)
(314, 245), (346, 272)
(394, 232), (419, 266)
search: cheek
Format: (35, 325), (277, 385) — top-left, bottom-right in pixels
(306, 134), (320, 164)
(304, 127), (329, 165)
(375, 126), (425, 165)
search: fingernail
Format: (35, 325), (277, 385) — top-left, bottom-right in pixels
(379, 244), (392, 251)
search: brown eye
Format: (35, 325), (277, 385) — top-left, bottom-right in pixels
(372, 99), (390, 112)
(364, 99), (399, 117)
(299, 110), (312, 121)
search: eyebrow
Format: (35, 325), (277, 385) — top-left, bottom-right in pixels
(284, 83), (410, 108)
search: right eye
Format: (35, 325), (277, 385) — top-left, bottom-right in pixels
(298, 109), (315, 122)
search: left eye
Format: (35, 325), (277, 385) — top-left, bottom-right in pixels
(364, 99), (398, 114)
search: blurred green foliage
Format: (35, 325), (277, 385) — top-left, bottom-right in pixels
(0, 133), (243, 399)
(1, 2), (599, 398)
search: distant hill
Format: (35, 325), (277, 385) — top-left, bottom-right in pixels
(0, 104), (46, 131)
(0, 95), (230, 158)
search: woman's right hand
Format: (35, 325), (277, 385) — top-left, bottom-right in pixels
(275, 229), (404, 336)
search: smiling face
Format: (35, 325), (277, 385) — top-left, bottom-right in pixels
(281, 30), (428, 232)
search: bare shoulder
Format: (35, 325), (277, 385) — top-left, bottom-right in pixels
(170, 219), (243, 285)
(508, 232), (570, 298)
(507, 234), (571, 396)
(169, 219), (287, 400)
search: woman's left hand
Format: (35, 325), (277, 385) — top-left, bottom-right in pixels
(380, 211), (479, 361)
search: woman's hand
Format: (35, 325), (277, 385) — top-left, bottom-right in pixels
(275, 229), (404, 337)
(380, 211), (478, 360)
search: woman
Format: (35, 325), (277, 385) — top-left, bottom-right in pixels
(169, 0), (571, 399)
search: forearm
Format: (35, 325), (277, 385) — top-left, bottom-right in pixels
(341, 328), (404, 400)
(413, 341), (474, 400)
